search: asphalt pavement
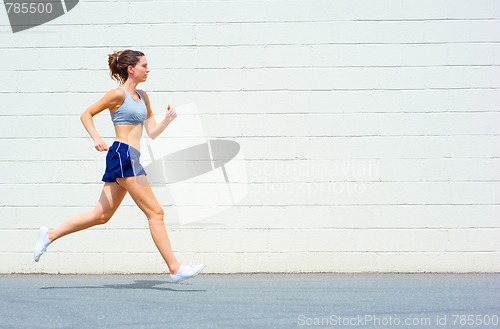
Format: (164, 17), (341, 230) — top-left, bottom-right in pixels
(0, 273), (499, 328)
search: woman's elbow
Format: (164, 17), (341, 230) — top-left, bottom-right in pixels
(145, 128), (158, 140)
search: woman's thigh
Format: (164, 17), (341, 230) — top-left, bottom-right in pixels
(116, 175), (163, 219)
(95, 182), (128, 219)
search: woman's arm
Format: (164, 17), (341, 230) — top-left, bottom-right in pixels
(141, 90), (177, 140)
(80, 89), (124, 151)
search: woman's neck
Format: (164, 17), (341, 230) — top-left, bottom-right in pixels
(122, 79), (139, 92)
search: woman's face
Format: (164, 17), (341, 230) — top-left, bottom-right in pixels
(130, 56), (150, 82)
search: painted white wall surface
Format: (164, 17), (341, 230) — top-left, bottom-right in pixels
(0, 0), (499, 273)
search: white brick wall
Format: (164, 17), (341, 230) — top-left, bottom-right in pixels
(1, 0), (499, 273)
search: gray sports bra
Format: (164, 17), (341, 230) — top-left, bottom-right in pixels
(110, 87), (147, 125)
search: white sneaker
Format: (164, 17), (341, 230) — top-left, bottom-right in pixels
(170, 264), (205, 282)
(34, 227), (51, 262)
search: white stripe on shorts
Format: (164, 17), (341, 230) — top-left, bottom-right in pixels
(117, 142), (124, 177)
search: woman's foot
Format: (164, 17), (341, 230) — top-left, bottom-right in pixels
(34, 227), (51, 262)
(170, 264), (205, 282)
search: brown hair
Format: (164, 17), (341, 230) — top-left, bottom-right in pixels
(108, 50), (145, 84)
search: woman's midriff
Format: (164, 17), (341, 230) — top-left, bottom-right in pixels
(114, 124), (143, 151)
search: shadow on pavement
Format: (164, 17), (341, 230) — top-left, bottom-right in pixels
(40, 279), (205, 292)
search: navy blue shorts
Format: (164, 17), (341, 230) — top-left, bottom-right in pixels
(102, 141), (146, 183)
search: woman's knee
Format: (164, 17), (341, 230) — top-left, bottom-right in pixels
(92, 209), (113, 225)
(148, 207), (164, 222)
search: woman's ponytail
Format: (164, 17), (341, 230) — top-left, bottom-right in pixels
(107, 50), (144, 84)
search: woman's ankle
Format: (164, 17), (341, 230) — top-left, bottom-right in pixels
(47, 229), (56, 243)
(169, 262), (182, 274)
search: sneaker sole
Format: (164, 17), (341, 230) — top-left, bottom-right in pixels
(171, 265), (205, 282)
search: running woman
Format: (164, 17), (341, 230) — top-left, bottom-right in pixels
(34, 50), (204, 282)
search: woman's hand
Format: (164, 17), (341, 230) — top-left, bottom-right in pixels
(165, 104), (177, 123)
(145, 104), (177, 140)
(94, 138), (109, 152)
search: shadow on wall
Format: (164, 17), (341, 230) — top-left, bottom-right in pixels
(144, 138), (248, 225)
(145, 139), (240, 185)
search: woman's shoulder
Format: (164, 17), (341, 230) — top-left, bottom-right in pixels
(105, 87), (126, 102)
(97, 88), (126, 111)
